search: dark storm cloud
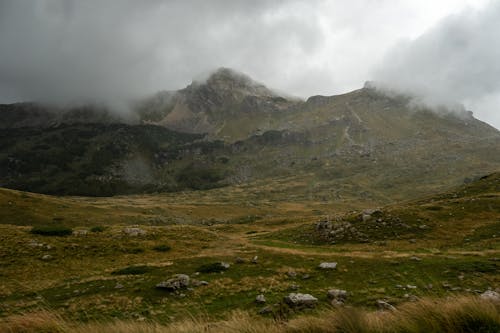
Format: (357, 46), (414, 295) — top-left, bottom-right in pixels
(373, 1), (500, 127)
(0, 0), (324, 109)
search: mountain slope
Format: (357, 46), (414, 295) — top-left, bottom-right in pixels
(0, 68), (499, 198)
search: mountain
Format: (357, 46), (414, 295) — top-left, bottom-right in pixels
(135, 67), (297, 141)
(0, 68), (500, 199)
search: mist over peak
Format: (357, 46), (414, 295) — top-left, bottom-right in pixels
(372, 2), (500, 128)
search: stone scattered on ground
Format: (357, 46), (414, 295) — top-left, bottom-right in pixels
(284, 293), (318, 307)
(376, 300), (396, 311)
(234, 257), (246, 264)
(252, 256), (259, 264)
(156, 274), (190, 291)
(192, 280), (209, 287)
(480, 290), (500, 302)
(318, 262), (337, 269)
(115, 283), (124, 289)
(123, 227), (146, 236)
(258, 306), (273, 314)
(41, 254), (52, 260)
(255, 294), (266, 304)
(326, 289), (347, 302)
(73, 229), (88, 236)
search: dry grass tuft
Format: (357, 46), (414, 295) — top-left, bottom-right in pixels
(1, 296), (499, 333)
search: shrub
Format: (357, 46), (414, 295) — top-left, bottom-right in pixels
(111, 265), (152, 275)
(30, 226), (73, 236)
(90, 226), (106, 233)
(198, 262), (230, 273)
(123, 247), (145, 254)
(153, 244), (171, 252)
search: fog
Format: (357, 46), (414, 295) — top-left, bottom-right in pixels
(373, 1), (500, 127)
(0, 0), (498, 128)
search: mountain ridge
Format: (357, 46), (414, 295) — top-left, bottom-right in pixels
(0, 68), (499, 198)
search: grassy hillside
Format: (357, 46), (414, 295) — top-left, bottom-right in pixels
(0, 173), (498, 326)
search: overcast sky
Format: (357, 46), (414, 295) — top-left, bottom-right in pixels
(0, 0), (498, 128)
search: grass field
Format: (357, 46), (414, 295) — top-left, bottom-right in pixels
(0, 173), (499, 331)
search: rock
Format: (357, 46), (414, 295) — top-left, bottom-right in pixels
(316, 220), (332, 232)
(255, 294), (266, 304)
(480, 290), (500, 302)
(327, 289), (347, 302)
(318, 262), (337, 269)
(284, 293), (318, 307)
(156, 274), (190, 291)
(288, 284), (299, 291)
(361, 214), (372, 222)
(192, 280), (209, 287)
(115, 283), (124, 289)
(41, 254), (52, 260)
(258, 306), (273, 314)
(302, 274), (311, 280)
(73, 229), (88, 236)
(234, 257), (246, 264)
(252, 256), (258, 264)
(331, 299), (345, 306)
(123, 227), (146, 237)
(406, 284), (417, 289)
(376, 300), (396, 311)
(286, 270), (297, 278)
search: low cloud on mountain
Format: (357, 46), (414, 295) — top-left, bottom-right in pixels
(0, 0), (498, 127)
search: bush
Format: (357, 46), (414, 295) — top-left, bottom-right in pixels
(111, 265), (152, 275)
(123, 247), (145, 254)
(30, 226), (73, 236)
(90, 226), (106, 233)
(198, 262), (230, 273)
(153, 244), (171, 252)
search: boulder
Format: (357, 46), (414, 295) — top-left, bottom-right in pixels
(156, 274), (190, 291)
(327, 289), (347, 302)
(376, 300), (396, 311)
(255, 294), (266, 304)
(318, 262), (337, 269)
(480, 290), (500, 302)
(284, 293), (318, 307)
(123, 227), (146, 236)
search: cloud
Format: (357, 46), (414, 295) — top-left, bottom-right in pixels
(372, 1), (500, 128)
(0, 0), (325, 109)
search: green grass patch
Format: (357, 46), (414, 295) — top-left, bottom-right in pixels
(152, 244), (171, 252)
(30, 226), (73, 236)
(111, 265), (153, 275)
(90, 226), (106, 233)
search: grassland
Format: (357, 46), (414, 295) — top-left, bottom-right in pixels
(0, 173), (499, 331)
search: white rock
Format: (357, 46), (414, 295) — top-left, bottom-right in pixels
(376, 300), (396, 311)
(318, 262), (337, 269)
(480, 290), (500, 302)
(255, 294), (266, 304)
(327, 289), (347, 301)
(123, 227), (146, 237)
(284, 293), (318, 307)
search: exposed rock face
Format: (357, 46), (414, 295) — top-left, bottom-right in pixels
(284, 293), (318, 307)
(156, 274), (190, 291)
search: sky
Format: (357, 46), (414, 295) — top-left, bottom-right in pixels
(0, 0), (498, 128)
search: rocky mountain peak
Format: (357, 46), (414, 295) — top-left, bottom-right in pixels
(188, 67), (276, 98)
